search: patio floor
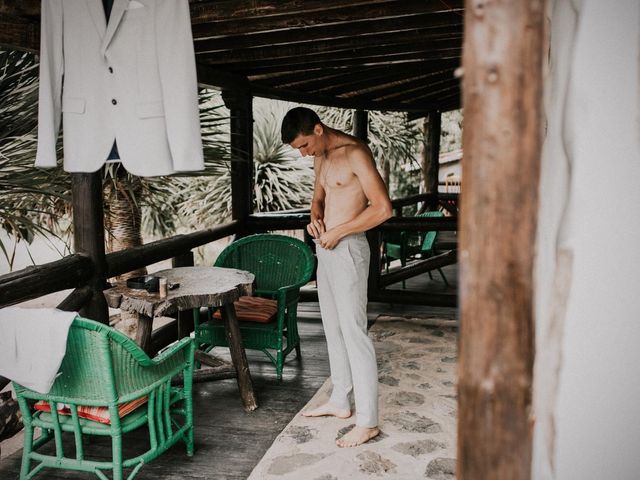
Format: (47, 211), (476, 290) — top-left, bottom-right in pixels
(0, 266), (458, 480)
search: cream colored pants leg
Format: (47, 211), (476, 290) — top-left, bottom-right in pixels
(316, 233), (378, 428)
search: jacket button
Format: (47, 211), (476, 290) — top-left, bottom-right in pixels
(111, 99), (117, 105)
(108, 67), (114, 74)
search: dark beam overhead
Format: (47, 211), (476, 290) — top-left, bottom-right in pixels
(195, 11), (462, 53)
(1, 0), (464, 113)
(189, 0), (463, 29)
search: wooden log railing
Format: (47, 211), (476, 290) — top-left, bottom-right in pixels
(0, 254), (94, 308)
(378, 249), (457, 288)
(106, 221), (240, 278)
(0, 200), (456, 313)
(0, 222), (240, 311)
(391, 192), (459, 217)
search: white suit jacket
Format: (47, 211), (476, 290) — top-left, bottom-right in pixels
(36, 0), (204, 177)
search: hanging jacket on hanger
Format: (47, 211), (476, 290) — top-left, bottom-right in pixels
(35, 0), (204, 177)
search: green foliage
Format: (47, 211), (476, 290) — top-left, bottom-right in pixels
(253, 102), (313, 212)
(0, 50), (72, 268)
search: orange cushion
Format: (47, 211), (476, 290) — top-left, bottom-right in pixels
(212, 296), (278, 323)
(34, 397), (148, 425)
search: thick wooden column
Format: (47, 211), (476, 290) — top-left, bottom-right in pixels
(352, 110), (380, 295)
(72, 172), (109, 324)
(222, 89), (253, 230)
(457, 1), (544, 479)
(352, 109), (368, 143)
(421, 111), (441, 210)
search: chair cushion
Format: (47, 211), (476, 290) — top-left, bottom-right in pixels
(212, 296), (278, 323)
(34, 396), (148, 425)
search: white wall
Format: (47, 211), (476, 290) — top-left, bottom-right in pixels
(533, 1), (640, 479)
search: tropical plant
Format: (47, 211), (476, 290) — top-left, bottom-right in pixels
(0, 50), (71, 269)
(178, 99), (315, 229)
(252, 102), (313, 212)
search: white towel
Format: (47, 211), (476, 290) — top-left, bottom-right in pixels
(0, 307), (77, 394)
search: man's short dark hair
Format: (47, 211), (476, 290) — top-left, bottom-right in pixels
(281, 107), (321, 144)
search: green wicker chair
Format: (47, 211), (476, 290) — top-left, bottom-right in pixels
(13, 316), (195, 480)
(194, 234), (315, 381)
(383, 210), (449, 287)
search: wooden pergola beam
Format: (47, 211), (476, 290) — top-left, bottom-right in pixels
(210, 51), (461, 77)
(246, 57), (460, 81)
(0, 13), (38, 52)
(457, 0), (544, 478)
(190, 0), (463, 27)
(309, 70), (454, 100)
(196, 29), (461, 63)
(195, 11), (461, 53)
(352, 75), (459, 101)
(198, 63), (458, 113)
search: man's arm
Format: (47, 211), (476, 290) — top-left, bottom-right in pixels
(319, 146), (392, 249)
(308, 157), (327, 238)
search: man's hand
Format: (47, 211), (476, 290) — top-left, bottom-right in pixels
(318, 228), (343, 250)
(307, 217), (326, 239)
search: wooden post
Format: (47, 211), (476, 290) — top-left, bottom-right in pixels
(72, 172), (109, 324)
(172, 251), (195, 338)
(352, 110), (380, 297)
(352, 109), (368, 143)
(422, 111), (441, 211)
(458, 1), (544, 479)
(222, 89), (253, 234)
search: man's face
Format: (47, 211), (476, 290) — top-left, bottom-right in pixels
(289, 124), (323, 157)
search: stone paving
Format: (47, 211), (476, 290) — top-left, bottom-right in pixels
(248, 317), (458, 480)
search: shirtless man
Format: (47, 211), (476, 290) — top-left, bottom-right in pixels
(281, 107), (392, 447)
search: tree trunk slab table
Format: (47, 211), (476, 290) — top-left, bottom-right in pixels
(104, 266), (257, 411)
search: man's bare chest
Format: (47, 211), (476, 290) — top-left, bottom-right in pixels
(319, 158), (357, 190)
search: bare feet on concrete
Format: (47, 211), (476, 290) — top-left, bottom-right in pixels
(301, 403), (351, 419)
(336, 426), (380, 448)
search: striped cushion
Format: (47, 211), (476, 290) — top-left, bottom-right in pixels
(212, 296), (278, 323)
(34, 396), (148, 425)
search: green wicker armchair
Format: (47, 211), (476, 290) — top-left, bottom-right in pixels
(194, 234), (315, 380)
(13, 316), (195, 480)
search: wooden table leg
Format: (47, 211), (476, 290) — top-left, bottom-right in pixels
(135, 312), (154, 355)
(221, 303), (258, 411)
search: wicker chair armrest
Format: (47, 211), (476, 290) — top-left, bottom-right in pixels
(143, 337), (194, 367)
(276, 285), (302, 303)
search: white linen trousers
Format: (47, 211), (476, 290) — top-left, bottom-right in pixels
(316, 233), (378, 427)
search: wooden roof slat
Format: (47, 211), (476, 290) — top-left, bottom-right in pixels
(194, 11), (462, 53)
(0, 13), (38, 52)
(209, 50), (461, 77)
(189, 0), (463, 26)
(384, 83), (461, 104)
(198, 63), (459, 113)
(321, 70), (457, 98)
(204, 42), (462, 70)
(1, 0), (465, 113)
(195, 30), (462, 63)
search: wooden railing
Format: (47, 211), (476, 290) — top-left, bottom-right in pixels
(0, 222), (240, 310)
(0, 193), (459, 318)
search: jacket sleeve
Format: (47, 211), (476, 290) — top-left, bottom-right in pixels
(35, 0), (64, 168)
(155, 0), (204, 172)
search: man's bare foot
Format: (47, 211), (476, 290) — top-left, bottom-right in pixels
(301, 403), (351, 419)
(336, 426), (380, 447)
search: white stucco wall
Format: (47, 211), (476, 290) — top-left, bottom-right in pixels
(533, 1), (640, 479)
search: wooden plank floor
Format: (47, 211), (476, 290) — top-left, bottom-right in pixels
(0, 268), (458, 480)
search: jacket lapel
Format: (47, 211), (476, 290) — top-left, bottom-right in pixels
(101, 0), (128, 55)
(86, 0), (107, 39)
